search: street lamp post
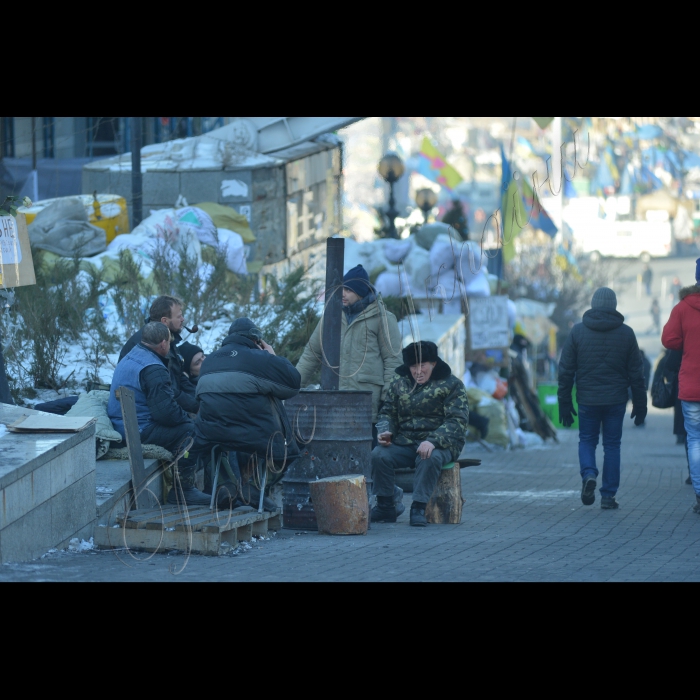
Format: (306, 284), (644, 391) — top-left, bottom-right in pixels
(415, 188), (438, 224)
(378, 153), (405, 239)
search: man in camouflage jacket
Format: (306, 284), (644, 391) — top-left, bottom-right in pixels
(372, 341), (470, 527)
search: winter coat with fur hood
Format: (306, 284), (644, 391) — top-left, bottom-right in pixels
(662, 284), (700, 402)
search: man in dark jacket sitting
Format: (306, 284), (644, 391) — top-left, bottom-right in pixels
(108, 322), (210, 506)
(119, 295), (199, 416)
(558, 288), (647, 511)
(192, 318), (302, 510)
(372, 341), (470, 527)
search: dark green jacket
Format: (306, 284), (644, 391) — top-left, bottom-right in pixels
(378, 359), (470, 461)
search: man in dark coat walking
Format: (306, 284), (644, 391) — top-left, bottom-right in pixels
(119, 296), (198, 415)
(558, 288), (647, 510)
(192, 318), (301, 510)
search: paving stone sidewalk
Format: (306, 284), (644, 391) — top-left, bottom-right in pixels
(1, 407), (698, 582)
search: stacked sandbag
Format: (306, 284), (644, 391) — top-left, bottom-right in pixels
(375, 268), (412, 298)
(402, 241), (432, 296)
(28, 198), (107, 258)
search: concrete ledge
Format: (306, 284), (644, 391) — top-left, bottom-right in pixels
(95, 458), (164, 527)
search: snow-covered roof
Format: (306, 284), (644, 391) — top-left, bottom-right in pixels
(84, 118), (358, 174)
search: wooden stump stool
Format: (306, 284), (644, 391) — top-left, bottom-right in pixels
(426, 463), (464, 525)
(308, 475), (369, 536)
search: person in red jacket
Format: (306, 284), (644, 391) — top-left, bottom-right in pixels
(662, 258), (700, 515)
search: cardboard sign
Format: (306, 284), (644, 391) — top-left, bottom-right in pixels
(0, 213), (36, 288)
(468, 296), (511, 351)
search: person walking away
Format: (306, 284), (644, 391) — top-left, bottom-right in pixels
(662, 259), (700, 514)
(371, 341), (470, 527)
(107, 323), (210, 506)
(650, 299), (661, 336)
(120, 296), (199, 415)
(558, 288), (647, 510)
(642, 264), (653, 297)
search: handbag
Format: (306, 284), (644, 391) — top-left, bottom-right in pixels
(651, 355), (677, 410)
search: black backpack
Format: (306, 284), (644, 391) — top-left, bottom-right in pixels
(651, 353), (677, 410)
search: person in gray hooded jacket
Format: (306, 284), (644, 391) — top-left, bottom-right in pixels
(558, 288), (647, 511)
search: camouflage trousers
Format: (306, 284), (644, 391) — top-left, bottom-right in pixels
(372, 442), (453, 505)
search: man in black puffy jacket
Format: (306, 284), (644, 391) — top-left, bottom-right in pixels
(192, 318), (302, 510)
(558, 288), (647, 511)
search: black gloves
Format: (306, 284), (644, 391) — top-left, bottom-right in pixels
(631, 405), (647, 427)
(559, 403), (577, 428)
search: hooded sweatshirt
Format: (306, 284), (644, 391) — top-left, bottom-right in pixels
(558, 308), (647, 407)
(662, 284), (700, 402)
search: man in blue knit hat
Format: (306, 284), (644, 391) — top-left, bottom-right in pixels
(297, 264), (404, 508)
(558, 287), (647, 510)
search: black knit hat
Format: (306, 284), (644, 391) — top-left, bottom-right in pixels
(179, 342), (204, 374)
(402, 341), (439, 367)
(228, 317), (263, 342)
(343, 265), (373, 298)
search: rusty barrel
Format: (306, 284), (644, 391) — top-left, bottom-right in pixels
(282, 390), (373, 531)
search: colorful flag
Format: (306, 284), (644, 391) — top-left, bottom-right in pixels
(501, 146), (527, 264)
(521, 177), (558, 238)
(417, 137), (464, 191)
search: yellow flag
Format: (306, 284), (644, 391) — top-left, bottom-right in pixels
(501, 181), (527, 264)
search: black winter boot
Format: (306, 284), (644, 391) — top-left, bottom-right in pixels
(168, 466), (212, 507)
(371, 496), (397, 523)
(410, 502), (428, 527)
(694, 497), (700, 515)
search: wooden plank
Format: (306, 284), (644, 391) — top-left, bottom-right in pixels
(198, 511), (268, 535)
(144, 507), (215, 531)
(122, 507), (210, 529)
(116, 387), (149, 511)
(268, 515), (282, 531)
(237, 525), (254, 542)
(101, 528), (224, 556)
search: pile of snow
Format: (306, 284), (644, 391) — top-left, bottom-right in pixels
(68, 537), (95, 553)
(0, 424), (7, 439)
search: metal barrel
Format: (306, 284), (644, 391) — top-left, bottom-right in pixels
(282, 390), (373, 531)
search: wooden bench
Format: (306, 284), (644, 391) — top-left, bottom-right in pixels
(93, 386), (282, 556)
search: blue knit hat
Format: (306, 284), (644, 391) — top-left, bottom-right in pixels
(343, 265), (372, 298)
(696, 258), (700, 284)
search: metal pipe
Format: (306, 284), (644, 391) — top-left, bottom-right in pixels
(130, 117), (143, 227)
(320, 237), (345, 390)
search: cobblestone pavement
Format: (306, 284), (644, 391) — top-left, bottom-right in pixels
(1, 407), (698, 582)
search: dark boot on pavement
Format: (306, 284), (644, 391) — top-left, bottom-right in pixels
(410, 502), (428, 528)
(581, 477), (597, 507)
(394, 486), (406, 518)
(694, 497), (700, 515)
(167, 480), (212, 507)
(601, 497), (620, 510)
(687, 476), (693, 486)
(371, 496), (397, 523)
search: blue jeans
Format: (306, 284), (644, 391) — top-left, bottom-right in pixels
(682, 402), (700, 496)
(578, 403), (627, 498)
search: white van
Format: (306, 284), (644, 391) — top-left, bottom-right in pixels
(572, 220), (673, 262)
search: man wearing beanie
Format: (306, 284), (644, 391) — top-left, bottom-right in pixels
(297, 263), (402, 440)
(663, 260), (700, 515)
(371, 341), (470, 527)
(191, 318), (301, 511)
(559, 287), (647, 510)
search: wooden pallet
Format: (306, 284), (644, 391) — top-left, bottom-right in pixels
(94, 505), (282, 556)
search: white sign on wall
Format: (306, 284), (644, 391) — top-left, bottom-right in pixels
(0, 216), (21, 265)
(468, 296), (510, 350)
